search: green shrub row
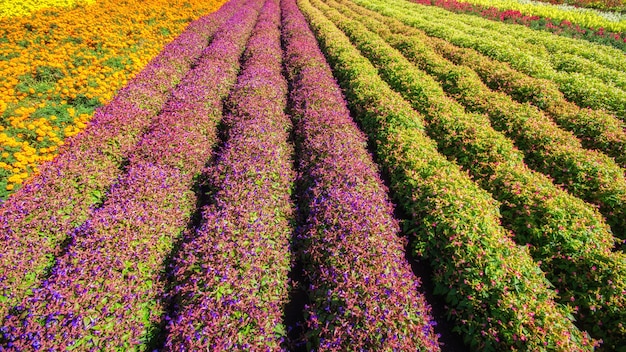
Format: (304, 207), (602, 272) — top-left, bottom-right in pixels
(317, 0), (625, 239)
(313, 0), (626, 347)
(331, 0), (626, 238)
(352, 0), (626, 120)
(431, 2), (626, 74)
(347, 0), (626, 168)
(425, 34), (626, 168)
(410, 0), (626, 85)
(298, 0), (597, 349)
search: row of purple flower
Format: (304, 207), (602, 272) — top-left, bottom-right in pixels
(0, 0), (244, 320)
(1, 0), (262, 348)
(1, 0), (440, 349)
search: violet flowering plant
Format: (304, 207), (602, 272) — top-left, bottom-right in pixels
(281, 0), (441, 350)
(162, 0), (295, 350)
(0, 0), (264, 349)
(0, 0), (243, 319)
(313, 0), (626, 346)
(296, 0), (597, 349)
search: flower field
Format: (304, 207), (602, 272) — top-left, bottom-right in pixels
(0, 0), (625, 350)
(455, 0), (626, 31)
(0, 0), (96, 18)
(413, 0), (626, 51)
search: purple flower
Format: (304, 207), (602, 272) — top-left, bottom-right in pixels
(0, 0), (245, 320)
(281, 0), (440, 350)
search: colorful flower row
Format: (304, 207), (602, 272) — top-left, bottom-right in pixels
(315, 0), (626, 347)
(366, 0), (626, 120)
(412, 0), (626, 74)
(281, 0), (441, 350)
(0, 0), (242, 321)
(163, 0), (295, 349)
(0, 163), (195, 351)
(414, 0), (626, 50)
(0, 0), (262, 348)
(296, 0), (596, 349)
(455, 0), (626, 32)
(0, 0), (226, 198)
(441, 7), (626, 90)
(338, 1), (626, 236)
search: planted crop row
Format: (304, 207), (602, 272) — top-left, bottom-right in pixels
(351, 0), (626, 167)
(0, 0), (263, 349)
(296, 0), (595, 350)
(163, 0), (295, 349)
(0, 0), (96, 18)
(434, 0), (626, 71)
(327, 0), (626, 239)
(354, 0), (626, 119)
(0, 0), (243, 320)
(440, 4), (626, 76)
(442, 3), (626, 82)
(401, 1), (626, 77)
(281, 0), (441, 349)
(315, 0), (626, 347)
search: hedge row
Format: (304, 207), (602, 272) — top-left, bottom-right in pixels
(353, 0), (626, 119)
(163, 0), (294, 348)
(431, 33), (626, 167)
(282, 0), (441, 349)
(350, 0), (626, 168)
(317, 0), (626, 347)
(438, 0), (626, 73)
(331, 0), (626, 238)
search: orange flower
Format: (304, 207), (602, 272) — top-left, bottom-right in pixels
(0, 0), (227, 199)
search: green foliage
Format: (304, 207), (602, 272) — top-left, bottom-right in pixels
(34, 65), (65, 82)
(427, 37), (626, 167)
(353, 0), (626, 119)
